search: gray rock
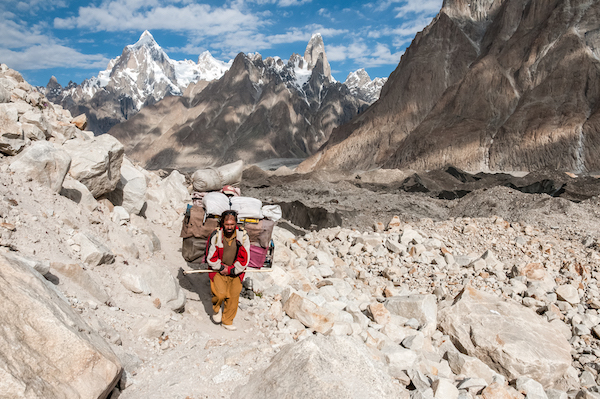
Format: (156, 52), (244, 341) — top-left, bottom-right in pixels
(556, 284), (580, 305)
(73, 231), (115, 267)
(120, 263), (185, 312)
(446, 351), (496, 384)
(283, 293), (335, 334)
(385, 294), (437, 335)
(516, 377), (548, 399)
(60, 175), (98, 211)
(0, 254), (121, 399)
(231, 335), (404, 399)
(132, 317), (165, 339)
(105, 158), (147, 215)
(438, 287), (572, 389)
(382, 345), (419, 375)
(9, 141), (71, 192)
(62, 134), (125, 198)
(546, 389), (568, 399)
(432, 378), (459, 399)
(146, 169), (189, 207)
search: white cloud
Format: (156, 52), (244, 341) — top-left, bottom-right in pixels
(394, 0), (441, 17)
(0, 45), (108, 71)
(247, 0), (312, 6)
(0, 17), (108, 71)
(325, 39), (402, 69)
(54, 2), (262, 35)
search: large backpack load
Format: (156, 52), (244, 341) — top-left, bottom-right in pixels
(180, 204), (220, 263)
(180, 183), (280, 268)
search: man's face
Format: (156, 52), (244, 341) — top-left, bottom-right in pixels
(223, 215), (236, 235)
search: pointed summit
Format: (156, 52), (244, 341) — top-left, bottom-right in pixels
(304, 33), (331, 78)
(131, 30), (159, 50)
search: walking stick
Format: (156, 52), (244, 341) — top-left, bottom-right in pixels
(182, 268), (273, 275)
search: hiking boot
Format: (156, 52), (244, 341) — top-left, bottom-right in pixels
(222, 324), (237, 331)
(212, 309), (222, 324)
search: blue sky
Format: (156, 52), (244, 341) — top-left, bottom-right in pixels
(0, 0), (443, 87)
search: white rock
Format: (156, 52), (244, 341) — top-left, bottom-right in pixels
(62, 134), (125, 198)
(438, 287), (572, 389)
(283, 293), (335, 334)
(60, 175), (98, 211)
(9, 141), (71, 192)
(0, 254), (121, 398)
(231, 335), (404, 398)
(385, 294), (437, 335)
(555, 284), (580, 305)
(73, 231), (115, 267)
(432, 378), (459, 399)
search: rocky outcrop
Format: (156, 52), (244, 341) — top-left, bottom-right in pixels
(232, 335), (407, 399)
(108, 34), (369, 170)
(439, 286), (572, 388)
(45, 31), (231, 135)
(62, 134), (125, 198)
(8, 141), (71, 193)
(300, 0), (600, 174)
(0, 254), (121, 398)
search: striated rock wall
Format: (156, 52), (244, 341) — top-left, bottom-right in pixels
(300, 0), (600, 174)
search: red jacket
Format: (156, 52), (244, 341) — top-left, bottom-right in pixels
(206, 226), (250, 281)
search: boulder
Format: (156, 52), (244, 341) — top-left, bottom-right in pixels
(0, 254), (121, 399)
(231, 335), (404, 399)
(9, 141), (71, 192)
(146, 170), (189, 207)
(51, 262), (112, 305)
(71, 113), (87, 130)
(60, 175), (98, 211)
(120, 263), (186, 312)
(19, 109), (50, 133)
(62, 134), (125, 198)
(0, 85), (9, 103)
(0, 137), (26, 156)
(21, 122), (46, 141)
(438, 286), (572, 388)
(385, 294), (437, 335)
(104, 157), (147, 215)
(73, 231), (115, 267)
(283, 293), (335, 334)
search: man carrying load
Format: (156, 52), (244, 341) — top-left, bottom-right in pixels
(206, 209), (250, 331)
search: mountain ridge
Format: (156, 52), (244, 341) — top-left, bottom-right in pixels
(108, 34), (371, 170)
(299, 0), (600, 174)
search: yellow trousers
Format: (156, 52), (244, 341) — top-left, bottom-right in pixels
(211, 273), (243, 325)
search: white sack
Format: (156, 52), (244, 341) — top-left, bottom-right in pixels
(203, 192), (231, 216)
(231, 196), (263, 220)
(191, 160), (243, 192)
(262, 205), (282, 222)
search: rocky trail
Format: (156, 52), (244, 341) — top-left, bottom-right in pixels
(5, 62), (600, 399)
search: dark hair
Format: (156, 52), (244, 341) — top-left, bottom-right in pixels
(219, 210), (238, 228)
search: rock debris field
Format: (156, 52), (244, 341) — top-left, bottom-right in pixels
(4, 64), (600, 399)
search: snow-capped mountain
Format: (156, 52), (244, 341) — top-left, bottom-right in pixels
(108, 34), (370, 170)
(344, 69), (387, 104)
(45, 31), (231, 134)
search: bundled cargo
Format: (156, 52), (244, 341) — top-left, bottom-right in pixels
(180, 204), (219, 263)
(241, 204), (280, 269)
(181, 183), (281, 269)
(231, 196), (263, 220)
(202, 192), (231, 216)
(191, 160), (244, 192)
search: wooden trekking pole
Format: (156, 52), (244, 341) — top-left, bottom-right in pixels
(183, 269), (273, 275)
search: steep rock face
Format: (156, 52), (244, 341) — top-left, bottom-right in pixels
(300, 0), (600, 173)
(45, 31), (230, 135)
(109, 35), (369, 170)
